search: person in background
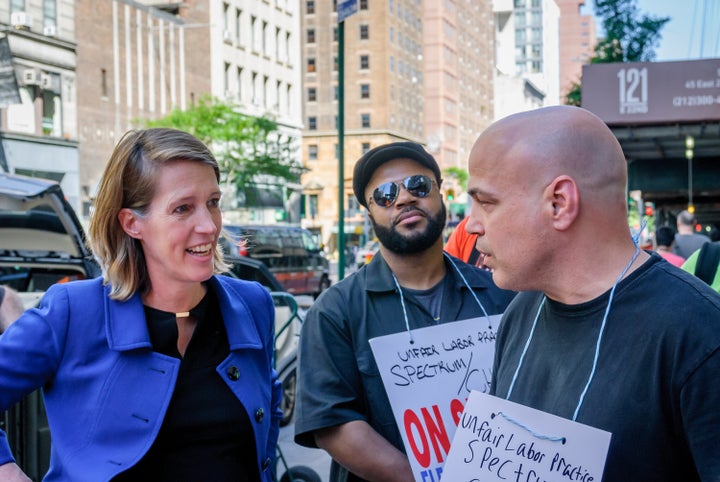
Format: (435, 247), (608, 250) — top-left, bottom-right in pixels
(466, 106), (720, 481)
(443, 216), (489, 269)
(673, 209), (710, 259)
(0, 285), (24, 334)
(0, 128), (281, 481)
(294, 142), (515, 482)
(653, 225), (685, 267)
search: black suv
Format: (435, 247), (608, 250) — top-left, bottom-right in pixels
(223, 224), (331, 298)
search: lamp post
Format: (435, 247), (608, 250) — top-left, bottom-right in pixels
(686, 135), (695, 213)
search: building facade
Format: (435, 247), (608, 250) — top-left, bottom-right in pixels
(300, 0), (495, 251)
(493, 0), (560, 119)
(1, 0), (79, 209)
(556, 0), (595, 100)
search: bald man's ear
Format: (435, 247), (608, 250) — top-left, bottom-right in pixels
(545, 175), (579, 231)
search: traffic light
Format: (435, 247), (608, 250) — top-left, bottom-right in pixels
(446, 188), (455, 201)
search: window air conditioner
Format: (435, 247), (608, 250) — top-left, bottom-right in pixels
(43, 24), (58, 37)
(11, 11), (33, 29)
(22, 69), (40, 86)
(223, 30), (233, 44)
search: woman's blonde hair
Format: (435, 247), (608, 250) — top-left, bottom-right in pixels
(89, 128), (229, 300)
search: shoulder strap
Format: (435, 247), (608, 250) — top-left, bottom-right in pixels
(694, 242), (720, 285)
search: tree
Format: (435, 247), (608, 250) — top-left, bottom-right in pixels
(141, 95), (305, 192)
(443, 167), (468, 191)
(564, 0), (669, 106)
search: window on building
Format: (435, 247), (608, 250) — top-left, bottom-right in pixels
(308, 116), (317, 130)
(332, 0), (337, 12)
(307, 57), (316, 72)
(360, 25), (369, 40)
(306, 0), (315, 14)
(308, 87), (317, 102)
(308, 144), (318, 160)
(224, 62), (231, 94)
(250, 15), (257, 51)
(361, 113), (371, 128)
(361, 142), (371, 154)
(263, 75), (269, 108)
(360, 0), (369, 9)
(10, 0), (25, 13)
(333, 26), (338, 42)
(43, 0), (57, 29)
(262, 21), (268, 55)
(360, 83), (370, 99)
(360, 54), (369, 69)
(333, 56), (338, 71)
(101, 68), (108, 98)
(309, 194), (319, 219)
(334, 143), (339, 159)
(251, 71), (258, 103)
(235, 9), (242, 44)
(237, 67), (243, 101)
(307, 28), (315, 43)
(333, 85), (338, 100)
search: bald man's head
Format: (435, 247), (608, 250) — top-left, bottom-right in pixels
(470, 106), (627, 209)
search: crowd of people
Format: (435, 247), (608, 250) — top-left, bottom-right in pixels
(1, 107), (719, 482)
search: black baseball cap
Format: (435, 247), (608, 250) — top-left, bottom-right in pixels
(353, 141), (442, 208)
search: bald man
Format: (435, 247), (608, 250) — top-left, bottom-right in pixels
(466, 106), (720, 481)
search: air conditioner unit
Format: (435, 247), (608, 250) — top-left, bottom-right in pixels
(22, 69), (40, 86)
(43, 24), (58, 37)
(40, 73), (60, 92)
(11, 11), (33, 29)
(223, 30), (233, 44)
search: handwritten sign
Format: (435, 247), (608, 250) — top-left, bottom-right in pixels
(443, 391), (611, 481)
(369, 315), (502, 482)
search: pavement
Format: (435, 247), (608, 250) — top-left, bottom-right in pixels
(277, 420), (331, 481)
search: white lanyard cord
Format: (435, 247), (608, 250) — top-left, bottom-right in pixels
(391, 252), (491, 344)
(505, 244), (641, 421)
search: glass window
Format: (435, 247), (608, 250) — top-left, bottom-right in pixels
(307, 28), (315, 43)
(308, 116), (317, 130)
(308, 144), (318, 160)
(360, 0), (369, 10)
(361, 142), (371, 154)
(307, 58), (316, 72)
(360, 55), (369, 69)
(360, 25), (369, 40)
(360, 84), (370, 99)
(361, 113), (371, 128)
(43, 0), (57, 29)
(306, 0), (315, 14)
(308, 87), (317, 102)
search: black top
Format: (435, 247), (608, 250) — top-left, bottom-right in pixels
(113, 285), (259, 481)
(492, 254), (720, 481)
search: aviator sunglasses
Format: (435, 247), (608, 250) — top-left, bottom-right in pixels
(370, 174), (435, 208)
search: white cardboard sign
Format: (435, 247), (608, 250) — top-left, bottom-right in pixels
(369, 315), (502, 482)
(442, 391), (612, 482)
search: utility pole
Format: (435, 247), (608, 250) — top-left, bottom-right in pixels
(336, 0), (357, 281)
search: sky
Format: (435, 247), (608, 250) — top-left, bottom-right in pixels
(592, 0), (720, 61)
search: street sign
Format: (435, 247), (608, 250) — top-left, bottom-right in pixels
(337, 0), (358, 23)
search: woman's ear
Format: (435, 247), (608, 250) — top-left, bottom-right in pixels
(545, 175), (579, 231)
(118, 208), (142, 239)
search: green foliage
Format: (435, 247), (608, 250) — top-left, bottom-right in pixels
(564, 0), (669, 106)
(140, 95), (304, 189)
(443, 167), (468, 191)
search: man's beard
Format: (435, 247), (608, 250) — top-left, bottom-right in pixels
(370, 203), (447, 255)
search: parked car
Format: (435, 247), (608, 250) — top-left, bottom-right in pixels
(0, 172), (102, 480)
(223, 224), (331, 298)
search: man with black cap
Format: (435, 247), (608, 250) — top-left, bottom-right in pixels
(294, 142), (514, 482)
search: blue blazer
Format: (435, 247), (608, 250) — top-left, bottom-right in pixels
(0, 275), (282, 481)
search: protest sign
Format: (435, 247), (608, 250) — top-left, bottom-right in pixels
(369, 314), (502, 482)
(443, 391), (611, 481)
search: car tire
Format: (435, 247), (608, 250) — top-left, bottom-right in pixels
(279, 367), (297, 427)
(279, 465), (322, 482)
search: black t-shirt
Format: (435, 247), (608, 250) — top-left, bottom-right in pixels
(492, 254), (720, 481)
(113, 286), (259, 481)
